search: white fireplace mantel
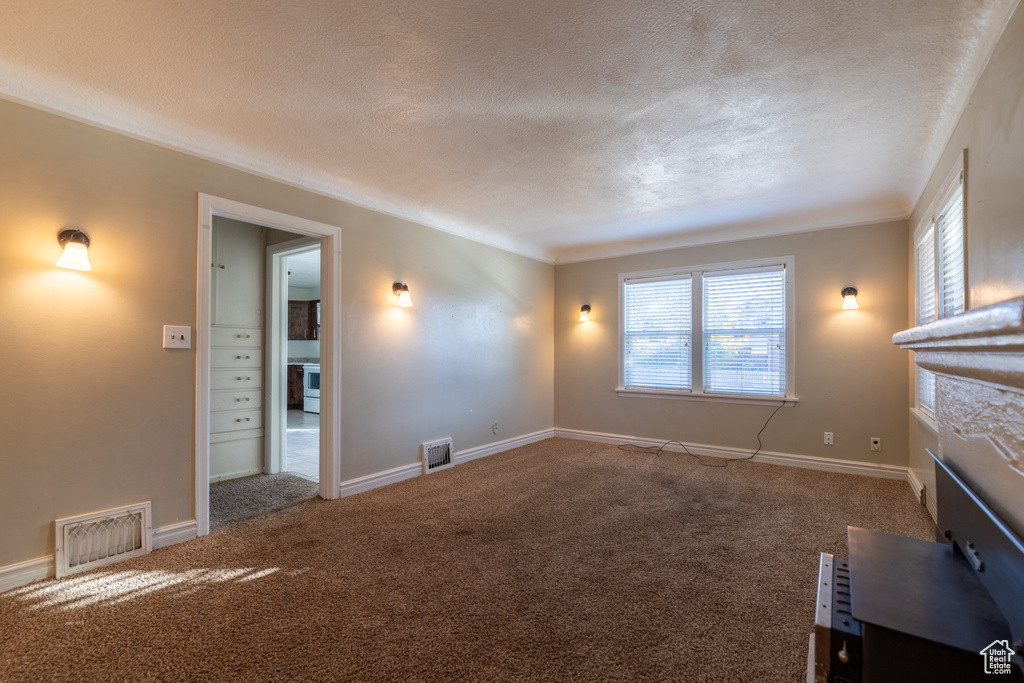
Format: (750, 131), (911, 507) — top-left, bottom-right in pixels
(894, 296), (1024, 539)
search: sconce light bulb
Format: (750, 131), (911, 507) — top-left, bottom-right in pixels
(579, 304), (591, 322)
(393, 282), (413, 307)
(56, 230), (92, 271)
(841, 287), (859, 310)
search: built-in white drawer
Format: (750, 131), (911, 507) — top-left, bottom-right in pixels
(211, 370), (262, 390)
(211, 348), (261, 369)
(210, 427), (263, 444)
(210, 409), (263, 434)
(211, 326), (261, 348)
(210, 436), (264, 482)
(210, 389), (263, 412)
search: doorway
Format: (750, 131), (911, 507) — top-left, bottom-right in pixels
(196, 194), (342, 537)
(267, 240), (322, 483)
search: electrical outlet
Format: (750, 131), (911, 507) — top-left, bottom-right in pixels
(163, 325), (192, 349)
(492, 421), (499, 434)
(824, 432), (834, 446)
(870, 437), (882, 452)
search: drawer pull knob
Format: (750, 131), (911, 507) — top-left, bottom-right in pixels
(234, 397), (251, 402)
(234, 334), (252, 339)
(235, 376), (251, 381)
(235, 417), (252, 423)
(235, 355), (251, 360)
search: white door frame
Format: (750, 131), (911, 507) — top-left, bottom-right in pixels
(196, 194), (342, 536)
(265, 237), (319, 476)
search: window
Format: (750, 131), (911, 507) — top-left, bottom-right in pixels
(619, 257), (794, 404)
(623, 276), (692, 390)
(914, 153), (965, 416)
(704, 267), (787, 395)
(915, 225), (937, 413)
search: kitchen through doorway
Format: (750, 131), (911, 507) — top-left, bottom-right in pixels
(281, 246), (321, 482)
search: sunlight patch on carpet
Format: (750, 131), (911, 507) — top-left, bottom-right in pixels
(13, 567), (281, 611)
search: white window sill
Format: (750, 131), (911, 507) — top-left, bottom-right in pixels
(616, 388), (798, 407)
(910, 406), (938, 435)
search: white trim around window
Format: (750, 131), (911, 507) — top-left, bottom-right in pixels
(617, 256), (797, 406)
(912, 150), (966, 417)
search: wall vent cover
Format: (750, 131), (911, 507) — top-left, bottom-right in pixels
(422, 438), (454, 474)
(55, 502), (152, 579)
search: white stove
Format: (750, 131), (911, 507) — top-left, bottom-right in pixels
(302, 363), (320, 414)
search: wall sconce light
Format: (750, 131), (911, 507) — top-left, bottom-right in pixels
(56, 229), (92, 271)
(841, 286), (859, 310)
(579, 304), (592, 322)
(392, 282), (413, 307)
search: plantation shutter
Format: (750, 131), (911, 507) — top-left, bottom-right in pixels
(622, 276), (692, 389)
(937, 179), (965, 318)
(703, 266), (786, 396)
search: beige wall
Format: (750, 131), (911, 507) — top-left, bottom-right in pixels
(910, 6), (1024, 308)
(554, 221), (910, 466)
(905, 5), (1024, 517)
(0, 98), (553, 568)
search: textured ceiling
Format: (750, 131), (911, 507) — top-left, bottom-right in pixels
(287, 249), (321, 290)
(0, 0), (1017, 262)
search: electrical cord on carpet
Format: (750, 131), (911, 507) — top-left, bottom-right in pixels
(616, 403), (784, 468)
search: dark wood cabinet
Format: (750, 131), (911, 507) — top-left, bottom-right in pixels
(288, 300), (319, 340)
(287, 364), (305, 409)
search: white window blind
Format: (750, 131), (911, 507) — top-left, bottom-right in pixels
(623, 276), (692, 389)
(914, 161), (964, 417)
(917, 226), (936, 325)
(703, 266), (786, 396)
(915, 225), (937, 414)
(937, 181), (965, 318)
(918, 368), (936, 413)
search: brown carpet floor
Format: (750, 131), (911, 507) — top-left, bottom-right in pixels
(0, 438), (934, 682)
(210, 472), (320, 531)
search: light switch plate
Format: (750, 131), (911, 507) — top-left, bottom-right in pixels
(163, 325), (192, 349)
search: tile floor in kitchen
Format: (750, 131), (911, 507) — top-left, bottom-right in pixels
(287, 409), (320, 482)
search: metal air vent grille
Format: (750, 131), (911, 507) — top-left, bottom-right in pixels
(55, 502), (152, 578)
(422, 438), (454, 474)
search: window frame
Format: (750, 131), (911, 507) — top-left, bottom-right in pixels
(912, 150), (966, 425)
(617, 256), (796, 406)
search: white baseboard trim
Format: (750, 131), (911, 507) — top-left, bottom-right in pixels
(210, 467), (263, 484)
(0, 520), (200, 594)
(338, 462), (422, 498)
(907, 468), (938, 522)
(153, 520), (198, 550)
(453, 429), (555, 465)
(337, 429), (556, 499)
(0, 555), (53, 595)
(553, 428), (909, 481)
(907, 467), (924, 500)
